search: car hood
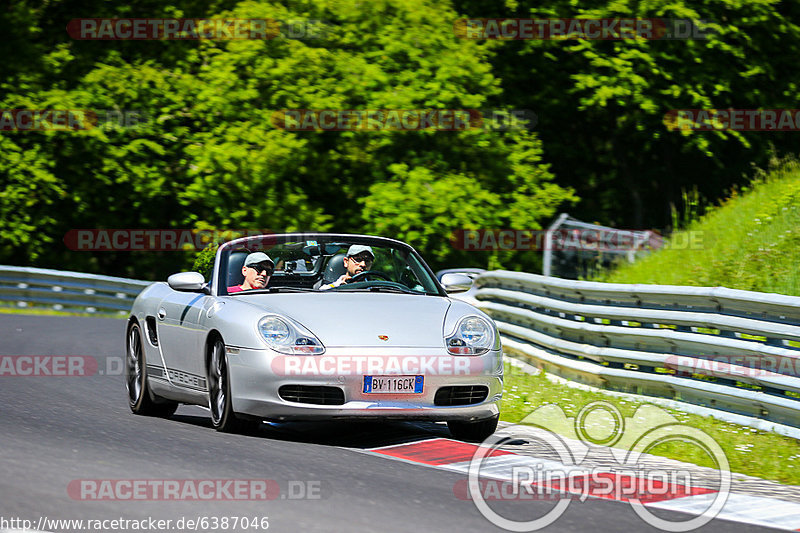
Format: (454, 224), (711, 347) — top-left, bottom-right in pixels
(234, 292), (452, 348)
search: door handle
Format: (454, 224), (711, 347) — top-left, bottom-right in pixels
(157, 308), (166, 320)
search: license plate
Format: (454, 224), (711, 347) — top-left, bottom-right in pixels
(363, 375), (423, 394)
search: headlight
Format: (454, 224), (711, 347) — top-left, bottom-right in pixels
(259, 317), (290, 344)
(446, 316), (494, 355)
(258, 315), (325, 355)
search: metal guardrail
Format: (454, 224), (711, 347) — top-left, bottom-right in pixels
(472, 270), (800, 427)
(0, 266), (150, 314)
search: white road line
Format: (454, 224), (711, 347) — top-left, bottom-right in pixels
(647, 492), (800, 530)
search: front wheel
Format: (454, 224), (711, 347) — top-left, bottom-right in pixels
(447, 414), (499, 442)
(208, 338), (260, 433)
(125, 322), (178, 417)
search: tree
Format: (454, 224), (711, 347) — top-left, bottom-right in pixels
(0, 0), (574, 277)
(454, 0), (800, 229)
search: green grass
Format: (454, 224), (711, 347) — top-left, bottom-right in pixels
(500, 362), (800, 485)
(595, 160), (800, 296)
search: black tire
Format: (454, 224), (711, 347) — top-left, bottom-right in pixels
(207, 337), (260, 433)
(125, 322), (178, 417)
(447, 414), (499, 442)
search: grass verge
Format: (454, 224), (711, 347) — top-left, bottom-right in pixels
(500, 362), (800, 485)
(595, 159), (800, 296)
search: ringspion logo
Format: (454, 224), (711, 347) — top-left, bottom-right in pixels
(467, 402), (730, 531)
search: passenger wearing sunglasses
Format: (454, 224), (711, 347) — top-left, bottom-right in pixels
(228, 252), (274, 293)
(318, 245), (374, 290)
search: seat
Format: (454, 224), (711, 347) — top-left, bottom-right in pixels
(321, 254), (347, 284)
(227, 251), (248, 287)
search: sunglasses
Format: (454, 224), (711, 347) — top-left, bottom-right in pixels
(247, 262), (274, 275)
(348, 254), (374, 264)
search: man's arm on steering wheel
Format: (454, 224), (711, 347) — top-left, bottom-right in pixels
(318, 273), (352, 290)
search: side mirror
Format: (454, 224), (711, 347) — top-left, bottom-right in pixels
(167, 272), (208, 293)
(440, 273), (473, 293)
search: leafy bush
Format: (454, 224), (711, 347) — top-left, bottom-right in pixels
(192, 243), (218, 280)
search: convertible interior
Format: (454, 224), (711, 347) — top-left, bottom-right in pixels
(222, 239), (435, 295)
(226, 248), (346, 290)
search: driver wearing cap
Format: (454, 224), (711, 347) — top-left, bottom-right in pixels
(228, 252), (274, 293)
(319, 245), (374, 290)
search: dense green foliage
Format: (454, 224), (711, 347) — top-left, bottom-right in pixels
(461, 0), (800, 227)
(2, 0), (800, 280)
(193, 243), (219, 279)
(597, 159), (800, 295)
(0, 0), (573, 278)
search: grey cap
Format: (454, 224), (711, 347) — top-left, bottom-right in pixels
(244, 252), (274, 268)
(346, 244), (374, 259)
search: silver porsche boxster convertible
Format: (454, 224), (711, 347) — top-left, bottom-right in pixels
(125, 233), (503, 441)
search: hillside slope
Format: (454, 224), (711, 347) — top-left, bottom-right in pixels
(599, 162), (800, 296)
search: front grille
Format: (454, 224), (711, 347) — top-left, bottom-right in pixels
(434, 385), (489, 406)
(279, 385), (345, 405)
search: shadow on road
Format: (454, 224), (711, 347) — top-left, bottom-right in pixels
(170, 406), (452, 449)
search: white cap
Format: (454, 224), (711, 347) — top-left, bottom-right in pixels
(244, 252), (274, 268)
(346, 245), (374, 258)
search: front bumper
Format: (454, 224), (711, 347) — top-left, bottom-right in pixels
(227, 346), (503, 422)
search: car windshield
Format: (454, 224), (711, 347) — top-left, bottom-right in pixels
(218, 235), (443, 296)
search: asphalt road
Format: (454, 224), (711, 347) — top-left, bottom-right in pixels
(0, 315), (778, 533)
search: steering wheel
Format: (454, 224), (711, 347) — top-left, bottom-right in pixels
(349, 270), (392, 283)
